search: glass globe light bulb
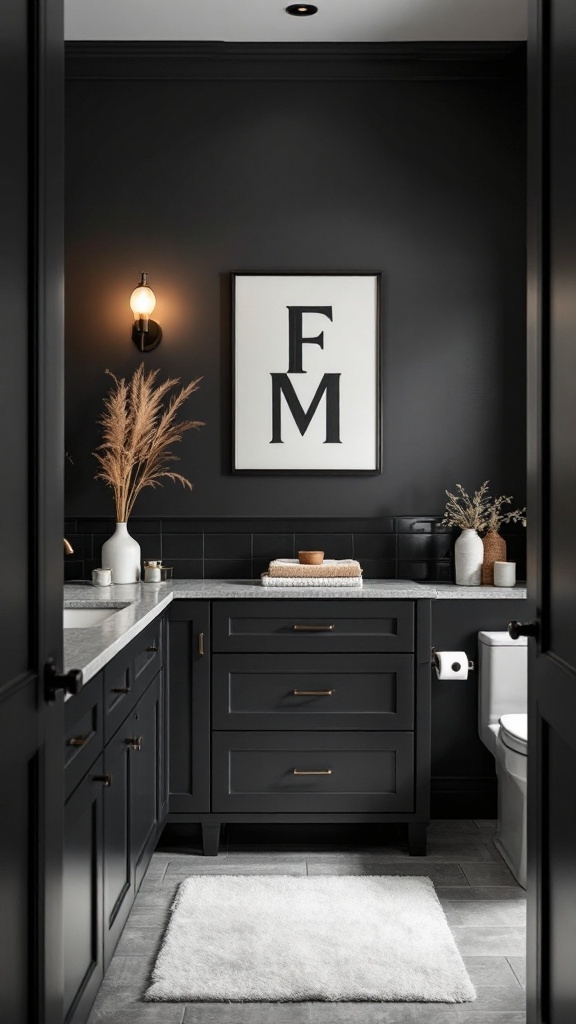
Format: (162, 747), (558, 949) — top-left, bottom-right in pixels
(130, 275), (156, 318)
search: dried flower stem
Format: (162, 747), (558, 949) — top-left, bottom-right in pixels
(439, 480), (526, 534)
(94, 365), (204, 522)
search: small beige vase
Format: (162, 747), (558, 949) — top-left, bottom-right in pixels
(481, 531), (507, 585)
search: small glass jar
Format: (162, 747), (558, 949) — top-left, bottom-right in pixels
(143, 559), (162, 583)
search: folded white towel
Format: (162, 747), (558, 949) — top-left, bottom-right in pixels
(261, 574), (363, 588)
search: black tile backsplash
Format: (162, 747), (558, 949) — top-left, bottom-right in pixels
(204, 533), (252, 560)
(353, 533), (397, 559)
(169, 558), (204, 580)
(64, 516), (526, 583)
(252, 533), (295, 560)
(162, 533), (203, 560)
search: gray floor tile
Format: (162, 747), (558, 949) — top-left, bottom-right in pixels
(472, 985), (526, 1010)
(462, 956), (523, 987)
(127, 904), (172, 928)
(163, 860), (307, 879)
(306, 1005), (464, 1023)
(226, 849), (320, 862)
(454, 1013), (525, 1024)
(89, 1000), (185, 1023)
(443, 900), (526, 927)
(141, 860), (169, 882)
(183, 1005), (311, 1024)
(507, 956), (527, 989)
(114, 924), (166, 957)
(436, 886), (525, 901)
(153, 850), (229, 863)
(424, 837), (500, 862)
(451, 926), (526, 957)
(306, 859), (468, 886)
(133, 888), (179, 910)
(474, 820), (498, 834)
(139, 870), (181, 893)
(461, 862), (519, 887)
(101, 955), (152, 989)
(304, 844), (409, 860)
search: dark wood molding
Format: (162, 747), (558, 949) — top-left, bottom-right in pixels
(65, 40), (526, 82)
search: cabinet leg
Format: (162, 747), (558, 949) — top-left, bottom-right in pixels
(202, 823), (221, 857)
(408, 823), (427, 856)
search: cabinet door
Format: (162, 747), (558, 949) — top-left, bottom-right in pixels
(102, 724), (132, 969)
(130, 673), (163, 892)
(63, 756), (104, 1024)
(103, 672), (165, 969)
(167, 601), (211, 813)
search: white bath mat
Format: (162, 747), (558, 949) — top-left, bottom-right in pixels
(145, 875), (476, 1003)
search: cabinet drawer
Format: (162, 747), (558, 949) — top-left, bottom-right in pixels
(212, 600), (414, 653)
(212, 654), (414, 730)
(212, 731), (414, 813)
(65, 672), (104, 800)
(104, 617), (163, 742)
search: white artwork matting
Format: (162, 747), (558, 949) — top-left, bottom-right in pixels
(233, 273), (380, 472)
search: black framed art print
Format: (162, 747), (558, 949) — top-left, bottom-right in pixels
(232, 272), (381, 473)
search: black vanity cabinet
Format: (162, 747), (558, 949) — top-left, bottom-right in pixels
(62, 615), (167, 1024)
(168, 599), (431, 857)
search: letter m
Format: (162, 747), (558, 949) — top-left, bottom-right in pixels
(270, 373), (341, 444)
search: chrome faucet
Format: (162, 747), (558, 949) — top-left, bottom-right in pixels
(63, 538), (74, 555)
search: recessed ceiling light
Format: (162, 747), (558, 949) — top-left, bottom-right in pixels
(286, 4), (318, 16)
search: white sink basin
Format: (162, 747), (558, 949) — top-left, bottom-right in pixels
(63, 606), (127, 628)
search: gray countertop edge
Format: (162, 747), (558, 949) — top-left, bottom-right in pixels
(432, 583), (527, 599)
(63, 579), (527, 684)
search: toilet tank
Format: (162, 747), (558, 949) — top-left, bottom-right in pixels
(478, 631), (528, 755)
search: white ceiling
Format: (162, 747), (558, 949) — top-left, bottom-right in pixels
(65, 0), (527, 43)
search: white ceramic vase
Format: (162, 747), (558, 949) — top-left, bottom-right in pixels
(454, 528), (484, 586)
(101, 522), (141, 584)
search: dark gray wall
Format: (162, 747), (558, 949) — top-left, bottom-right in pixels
(64, 44), (527, 520)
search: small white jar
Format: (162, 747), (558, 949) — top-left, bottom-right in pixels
(494, 561), (516, 587)
(92, 567), (112, 586)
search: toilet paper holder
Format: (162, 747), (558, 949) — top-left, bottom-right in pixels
(431, 648), (474, 672)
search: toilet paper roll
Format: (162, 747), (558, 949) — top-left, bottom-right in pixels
(435, 651), (469, 680)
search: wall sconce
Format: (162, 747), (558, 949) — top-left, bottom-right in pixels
(130, 272), (162, 351)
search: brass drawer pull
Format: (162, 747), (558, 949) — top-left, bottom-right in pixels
(292, 768), (333, 775)
(111, 685), (131, 694)
(145, 645), (158, 653)
(67, 734), (89, 748)
(125, 736), (143, 751)
(198, 631), (205, 656)
(292, 624), (335, 632)
(291, 689), (335, 697)
(92, 774), (113, 786)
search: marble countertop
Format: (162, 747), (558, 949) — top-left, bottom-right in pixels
(64, 579), (527, 684)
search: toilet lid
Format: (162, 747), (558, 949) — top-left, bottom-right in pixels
(499, 713), (528, 755)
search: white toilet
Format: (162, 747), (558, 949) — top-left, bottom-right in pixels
(478, 630), (528, 889)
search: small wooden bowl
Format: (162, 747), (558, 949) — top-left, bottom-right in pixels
(298, 550), (324, 565)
